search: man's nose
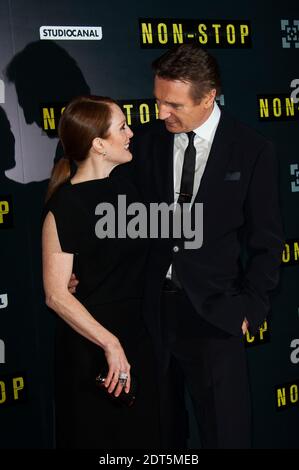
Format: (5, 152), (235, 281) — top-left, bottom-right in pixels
(157, 103), (171, 120)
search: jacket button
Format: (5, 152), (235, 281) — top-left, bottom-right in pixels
(173, 246), (179, 253)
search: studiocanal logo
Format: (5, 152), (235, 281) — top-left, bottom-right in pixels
(40, 26), (103, 40)
(139, 18), (251, 48)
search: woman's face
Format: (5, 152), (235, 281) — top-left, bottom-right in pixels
(103, 104), (133, 164)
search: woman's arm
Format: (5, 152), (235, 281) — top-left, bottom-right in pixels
(42, 211), (131, 395)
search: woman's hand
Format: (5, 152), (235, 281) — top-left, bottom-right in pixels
(68, 273), (79, 294)
(242, 317), (249, 335)
(103, 336), (131, 397)
(43, 212), (131, 396)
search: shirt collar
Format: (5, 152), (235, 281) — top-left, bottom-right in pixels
(193, 101), (221, 144)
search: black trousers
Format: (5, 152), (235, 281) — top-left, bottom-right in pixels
(160, 288), (251, 449)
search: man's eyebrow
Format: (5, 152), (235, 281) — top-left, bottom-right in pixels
(167, 101), (182, 107)
(154, 97), (183, 107)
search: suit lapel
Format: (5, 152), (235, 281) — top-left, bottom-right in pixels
(150, 113), (237, 206)
(194, 112), (237, 203)
(152, 123), (174, 204)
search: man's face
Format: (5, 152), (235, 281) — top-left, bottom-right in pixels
(154, 76), (215, 133)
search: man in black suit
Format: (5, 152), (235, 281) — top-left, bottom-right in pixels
(130, 44), (284, 449)
(68, 44), (284, 448)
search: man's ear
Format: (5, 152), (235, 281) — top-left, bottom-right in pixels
(204, 89), (217, 108)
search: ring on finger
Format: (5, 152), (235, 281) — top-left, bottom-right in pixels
(119, 372), (128, 380)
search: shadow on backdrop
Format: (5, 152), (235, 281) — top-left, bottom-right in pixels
(6, 40), (90, 162)
(2, 42), (90, 448)
(6, 40), (90, 127)
(0, 106), (55, 448)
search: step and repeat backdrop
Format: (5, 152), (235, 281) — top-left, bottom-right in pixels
(0, 0), (298, 449)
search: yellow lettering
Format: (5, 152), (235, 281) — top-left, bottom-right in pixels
(273, 98), (282, 117)
(282, 243), (290, 263)
(294, 242), (299, 260)
(240, 24), (249, 44)
(198, 24), (208, 44)
(139, 103), (150, 124)
(0, 381), (6, 404)
(155, 103), (159, 119)
(277, 388), (286, 407)
(0, 201), (9, 224)
(157, 23), (168, 44)
(13, 377), (24, 400)
(226, 24), (236, 44)
(290, 384), (298, 403)
(173, 23), (183, 44)
(141, 23), (153, 44)
(43, 107), (55, 130)
(259, 321), (268, 340)
(259, 99), (269, 118)
(246, 330), (255, 343)
(212, 24), (221, 44)
(285, 98), (295, 116)
(122, 104), (133, 126)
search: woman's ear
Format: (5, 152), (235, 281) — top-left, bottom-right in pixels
(92, 137), (106, 156)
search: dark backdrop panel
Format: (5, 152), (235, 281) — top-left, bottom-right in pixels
(0, 0), (298, 448)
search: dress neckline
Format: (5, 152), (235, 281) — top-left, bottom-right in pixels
(69, 177), (109, 186)
(69, 164), (120, 186)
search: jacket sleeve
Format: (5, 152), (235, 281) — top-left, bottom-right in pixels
(241, 140), (284, 333)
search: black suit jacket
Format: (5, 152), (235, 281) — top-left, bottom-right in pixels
(129, 112), (284, 348)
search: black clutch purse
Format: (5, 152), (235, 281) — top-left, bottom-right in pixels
(95, 370), (138, 407)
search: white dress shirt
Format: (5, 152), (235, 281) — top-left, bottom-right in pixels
(167, 101), (221, 278)
(173, 101), (221, 206)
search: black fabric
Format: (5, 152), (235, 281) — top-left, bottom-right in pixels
(44, 167), (149, 307)
(177, 131), (196, 204)
(44, 167), (161, 449)
(129, 114), (284, 449)
(161, 290), (251, 449)
(170, 266), (182, 289)
(130, 115), (284, 339)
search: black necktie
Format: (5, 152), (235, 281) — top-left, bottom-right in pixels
(177, 131), (196, 204)
(170, 132), (196, 289)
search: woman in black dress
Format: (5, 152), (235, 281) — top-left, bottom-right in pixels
(42, 95), (160, 449)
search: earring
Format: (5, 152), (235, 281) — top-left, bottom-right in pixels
(102, 151), (107, 157)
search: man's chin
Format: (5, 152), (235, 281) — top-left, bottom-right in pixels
(165, 122), (181, 133)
